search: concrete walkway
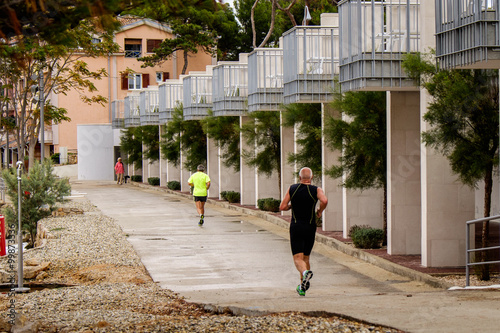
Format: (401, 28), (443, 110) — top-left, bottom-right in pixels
(71, 180), (500, 333)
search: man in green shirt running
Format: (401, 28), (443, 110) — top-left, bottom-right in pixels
(188, 164), (211, 226)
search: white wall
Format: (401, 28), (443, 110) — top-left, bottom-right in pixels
(77, 124), (114, 180)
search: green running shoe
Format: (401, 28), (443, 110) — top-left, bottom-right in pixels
(198, 215), (204, 226)
(296, 285), (305, 296)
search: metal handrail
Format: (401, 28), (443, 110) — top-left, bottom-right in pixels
(466, 215), (500, 286)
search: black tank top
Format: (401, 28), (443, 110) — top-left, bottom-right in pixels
(289, 183), (318, 224)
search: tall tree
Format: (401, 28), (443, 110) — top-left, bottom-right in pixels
(161, 106), (207, 171)
(120, 127), (144, 170)
(324, 90), (387, 242)
(403, 53), (499, 280)
(240, 111), (281, 194)
(282, 103), (322, 178)
(203, 112), (240, 171)
(135, 0), (240, 69)
(1, 20), (118, 165)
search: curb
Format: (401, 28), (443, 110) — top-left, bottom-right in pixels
(130, 182), (451, 290)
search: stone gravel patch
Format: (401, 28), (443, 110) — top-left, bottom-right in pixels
(0, 199), (404, 332)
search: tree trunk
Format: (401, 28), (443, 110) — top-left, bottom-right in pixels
(480, 163), (493, 280)
(181, 50), (188, 75)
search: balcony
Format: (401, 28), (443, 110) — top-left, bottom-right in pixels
(111, 100), (124, 129)
(248, 48), (283, 112)
(436, 0), (500, 69)
(159, 78), (184, 124)
(283, 14), (339, 104)
(339, 0), (420, 92)
(139, 87), (159, 126)
(183, 66), (213, 120)
(124, 92), (141, 128)
(212, 54), (248, 116)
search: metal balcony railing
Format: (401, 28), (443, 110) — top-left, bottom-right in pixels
(139, 87), (159, 126)
(436, 0), (500, 69)
(183, 67), (213, 120)
(466, 215), (500, 286)
(212, 54), (248, 116)
(159, 79), (184, 124)
(124, 93), (141, 128)
(248, 48), (284, 112)
(339, 0), (420, 92)
(112, 100), (124, 129)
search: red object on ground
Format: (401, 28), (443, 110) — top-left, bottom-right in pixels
(0, 215), (5, 256)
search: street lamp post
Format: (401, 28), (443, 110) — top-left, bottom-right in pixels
(14, 161), (29, 293)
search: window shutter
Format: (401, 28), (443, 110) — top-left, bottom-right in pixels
(163, 72), (170, 81)
(142, 74), (150, 88)
(121, 74), (128, 90)
(147, 39), (162, 53)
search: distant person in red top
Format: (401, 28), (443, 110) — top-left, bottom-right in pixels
(114, 157), (125, 185)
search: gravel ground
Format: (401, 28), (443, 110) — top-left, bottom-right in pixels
(0, 198), (404, 333)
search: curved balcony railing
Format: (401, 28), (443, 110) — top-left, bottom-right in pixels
(111, 100), (124, 129)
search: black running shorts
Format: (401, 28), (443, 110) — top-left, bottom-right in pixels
(194, 196), (207, 202)
(289, 222), (317, 256)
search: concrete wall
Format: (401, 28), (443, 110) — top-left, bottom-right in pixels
(77, 124), (114, 180)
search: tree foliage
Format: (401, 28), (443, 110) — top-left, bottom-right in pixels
(324, 89), (387, 243)
(403, 53), (499, 280)
(161, 106), (207, 171)
(134, 0), (240, 69)
(282, 103), (322, 178)
(203, 112), (241, 171)
(120, 127), (144, 170)
(2, 160), (71, 248)
(240, 111), (281, 192)
(324, 91), (387, 190)
(1, 20), (118, 165)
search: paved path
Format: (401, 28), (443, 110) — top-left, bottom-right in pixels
(72, 181), (500, 333)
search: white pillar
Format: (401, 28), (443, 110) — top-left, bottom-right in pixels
(387, 91), (421, 255)
(218, 145), (240, 196)
(240, 116), (256, 206)
(281, 112), (296, 216)
(321, 103), (343, 231)
(207, 136), (219, 198)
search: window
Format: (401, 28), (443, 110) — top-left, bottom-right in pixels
(121, 73), (149, 90)
(91, 38), (102, 44)
(124, 39), (142, 58)
(156, 72), (170, 83)
(147, 39), (162, 53)
(128, 74), (142, 90)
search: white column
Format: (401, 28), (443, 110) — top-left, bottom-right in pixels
(207, 136), (219, 198)
(240, 116), (256, 206)
(218, 145), (240, 196)
(281, 112), (296, 216)
(321, 103), (343, 231)
(387, 91), (421, 255)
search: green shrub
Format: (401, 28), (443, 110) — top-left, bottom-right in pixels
(131, 175), (142, 182)
(148, 177), (160, 186)
(351, 227), (384, 249)
(167, 180), (181, 190)
(50, 153), (60, 164)
(225, 191), (240, 203)
(220, 191), (228, 201)
(348, 224), (371, 238)
(257, 198), (280, 212)
(1, 160), (71, 248)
